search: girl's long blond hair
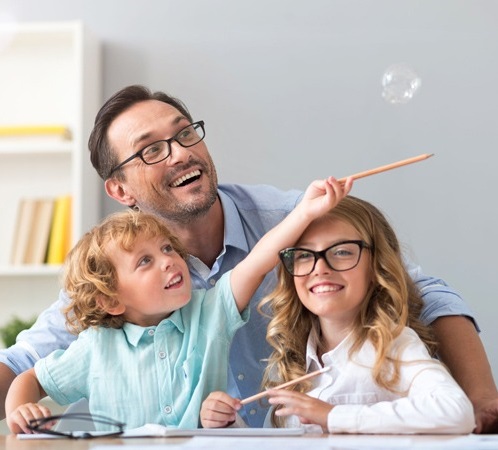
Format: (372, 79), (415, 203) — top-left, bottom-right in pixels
(63, 210), (187, 333)
(259, 196), (437, 426)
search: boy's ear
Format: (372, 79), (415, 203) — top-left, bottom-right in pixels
(97, 294), (126, 316)
(105, 178), (136, 208)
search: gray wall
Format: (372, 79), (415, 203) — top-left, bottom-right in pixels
(3, 0), (497, 378)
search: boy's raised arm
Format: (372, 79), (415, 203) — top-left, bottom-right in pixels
(230, 177), (353, 313)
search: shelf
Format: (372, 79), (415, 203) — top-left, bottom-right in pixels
(0, 20), (101, 326)
(0, 265), (62, 277)
(0, 140), (73, 154)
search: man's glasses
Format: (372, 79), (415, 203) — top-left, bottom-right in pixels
(27, 413), (125, 439)
(108, 120), (206, 177)
(279, 240), (370, 277)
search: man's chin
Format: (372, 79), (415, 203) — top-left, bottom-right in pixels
(160, 196), (217, 223)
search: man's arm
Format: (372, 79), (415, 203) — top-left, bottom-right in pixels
(0, 290), (76, 420)
(406, 260), (498, 433)
(0, 363), (16, 418)
(433, 315), (498, 434)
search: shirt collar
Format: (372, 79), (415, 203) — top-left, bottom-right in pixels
(218, 189), (249, 253)
(306, 329), (321, 372)
(122, 310), (185, 347)
(305, 325), (354, 370)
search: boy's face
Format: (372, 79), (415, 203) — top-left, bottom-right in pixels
(106, 234), (191, 326)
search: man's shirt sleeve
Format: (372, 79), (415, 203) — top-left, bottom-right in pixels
(405, 258), (479, 330)
(0, 289), (76, 374)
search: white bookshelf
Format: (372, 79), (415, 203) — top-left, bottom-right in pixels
(0, 21), (102, 331)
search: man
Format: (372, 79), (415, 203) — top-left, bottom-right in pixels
(1, 85), (497, 431)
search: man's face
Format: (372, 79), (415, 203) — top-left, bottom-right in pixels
(107, 100), (218, 224)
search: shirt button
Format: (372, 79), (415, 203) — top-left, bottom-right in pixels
(158, 351), (166, 359)
(249, 409), (256, 415)
(237, 373), (245, 381)
(164, 406), (172, 414)
(209, 279), (216, 286)
(148, 329), (155, 336)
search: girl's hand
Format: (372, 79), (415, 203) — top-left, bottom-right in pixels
(200, 391), (241, 428)
(7, 402), (54, 435)
(267, 389), (333, 432)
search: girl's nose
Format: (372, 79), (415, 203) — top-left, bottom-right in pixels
(313, 256), (331, 275)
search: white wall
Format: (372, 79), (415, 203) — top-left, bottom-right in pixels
(3, 0), (498, 378)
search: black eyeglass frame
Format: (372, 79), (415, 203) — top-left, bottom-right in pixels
(27, 412), (125, 439)
(279, 240), (371, 277)
(107, 120), (205, 178)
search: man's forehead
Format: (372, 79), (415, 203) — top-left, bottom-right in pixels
(108, 100), (185, 149)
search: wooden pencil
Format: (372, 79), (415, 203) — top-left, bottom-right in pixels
(240, 366), (331, 405)
(338, 153), (434, 183)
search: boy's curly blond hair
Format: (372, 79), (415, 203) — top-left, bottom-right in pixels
(63, 210), (188, 333)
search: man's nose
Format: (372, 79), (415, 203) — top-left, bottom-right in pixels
(167, 141), (192, 164)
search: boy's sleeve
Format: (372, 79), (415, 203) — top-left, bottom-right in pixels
(34, 331), (92, 406)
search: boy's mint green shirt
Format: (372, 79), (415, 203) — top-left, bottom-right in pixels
(34, 271), (248, 430)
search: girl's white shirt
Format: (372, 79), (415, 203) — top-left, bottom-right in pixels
(276, 326), (475, 434)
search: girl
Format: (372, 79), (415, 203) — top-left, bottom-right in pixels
(201, 196), (475, 434)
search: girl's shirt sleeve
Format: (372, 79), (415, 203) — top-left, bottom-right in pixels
(327, 328), (476, 434)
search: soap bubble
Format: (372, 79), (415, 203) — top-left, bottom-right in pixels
(381, 63), (421, 105)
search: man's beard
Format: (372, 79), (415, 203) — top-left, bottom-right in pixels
(147, 168), (218, 224)
(160, 185), (218, 224)
(137, 155), (219, 224)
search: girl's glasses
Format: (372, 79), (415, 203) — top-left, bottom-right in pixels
(279, 240), (370, 277)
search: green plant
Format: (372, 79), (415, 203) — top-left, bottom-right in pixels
(0, 316), (36, 348)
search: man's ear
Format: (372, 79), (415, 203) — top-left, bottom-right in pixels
(97, 294), (126, 316)
(105, 178), (136, 208)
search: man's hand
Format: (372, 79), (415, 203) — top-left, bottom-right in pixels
(473, 397), (498, 434)
(200, 391), (241, 428)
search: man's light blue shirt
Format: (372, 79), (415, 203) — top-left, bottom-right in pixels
(1, 183), (478, 427)
(34, 272), (248, 430)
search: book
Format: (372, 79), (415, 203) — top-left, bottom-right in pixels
(24, 198), (55, 264)
(10, 198), (37, 265)
(0, 125), (71, 139)
(123, 424), (305, 437)
(17, 424), (305, 439)
(46, 195), (72, 265)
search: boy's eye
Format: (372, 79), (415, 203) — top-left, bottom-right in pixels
(138, 256), (152, 266)
(162, 244), (174, 254)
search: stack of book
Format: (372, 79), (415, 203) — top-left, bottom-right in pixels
(0, 125), (71, 140)
(10, 196), (72, 266)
